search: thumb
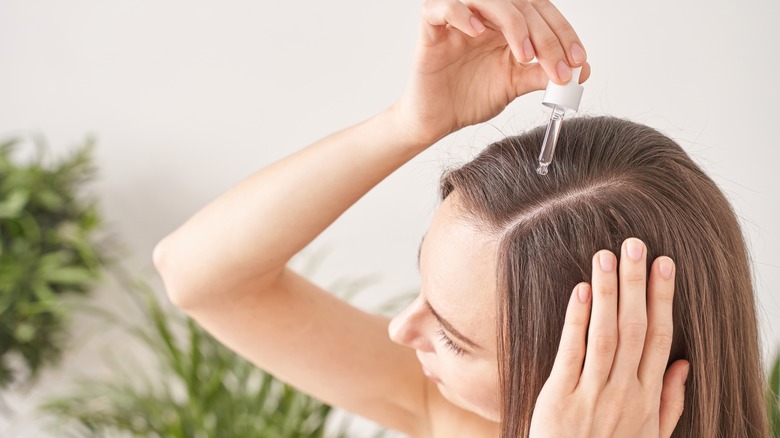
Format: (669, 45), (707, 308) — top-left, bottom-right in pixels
(659, 360), (690, 438)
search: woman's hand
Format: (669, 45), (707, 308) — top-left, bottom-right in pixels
(530, 238), (690, 437)
(392, 0), (591, 148)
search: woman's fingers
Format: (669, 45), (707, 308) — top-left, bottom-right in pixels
(420, 0), (590, 85)
(459, 0), (588, 83)
(511, 0), (569, 83)
(658, 359), (690, 437)
(638, 256), (677, 388)
(548, 282), (592, 393)
(420, 0), (488, 40)
(540, 242), (682, 435)
(580, 250), (619, 391)
(577, 60), (591, 83)
(609, 238), (649, 383)
(520, 0), (587, 69)
(512, 60), (592, 98)
(461, 0), (532, 62)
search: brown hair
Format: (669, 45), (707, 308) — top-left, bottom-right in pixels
(438, 115), (768, 437)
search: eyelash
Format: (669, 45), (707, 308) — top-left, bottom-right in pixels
(436, 328), (466, 356)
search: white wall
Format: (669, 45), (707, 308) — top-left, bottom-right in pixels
(1, 0), (778, 436)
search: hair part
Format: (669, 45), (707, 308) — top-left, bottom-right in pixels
(439, 115), (768, 437)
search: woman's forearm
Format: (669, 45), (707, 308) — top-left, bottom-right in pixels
(154, 103), (430, 308)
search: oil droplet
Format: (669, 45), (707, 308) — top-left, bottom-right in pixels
(536, 163), (549, 175)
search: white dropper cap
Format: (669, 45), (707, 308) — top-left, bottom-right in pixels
(541, 66), (583, 114)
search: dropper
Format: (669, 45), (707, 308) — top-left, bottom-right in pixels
(537, 66), (584, 175)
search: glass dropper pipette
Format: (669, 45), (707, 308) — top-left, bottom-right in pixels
(537, 105), (566, 175)
(537, 66), (584, 175)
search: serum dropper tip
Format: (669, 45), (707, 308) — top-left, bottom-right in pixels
(536, 163), (549, 176)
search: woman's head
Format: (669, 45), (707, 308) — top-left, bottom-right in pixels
(389, 115), (768, 437)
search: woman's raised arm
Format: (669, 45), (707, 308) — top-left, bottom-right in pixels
(154, 106), (427, 310)
(153, 105), (439, 436)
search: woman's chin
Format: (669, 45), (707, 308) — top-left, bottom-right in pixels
(439, 388), (500, 423)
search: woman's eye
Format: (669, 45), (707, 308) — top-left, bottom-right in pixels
(436, 328), (466, 356)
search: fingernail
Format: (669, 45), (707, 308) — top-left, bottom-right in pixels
(557, 60), (572, 83)
(469, 15), (486, 34)
(626, 238), (644, 261)
(577, 283), (590, 303)
(682, 363), (690, 384)
(571, 42), (586, 64)
(599, 251), (615, 272)
(659, 258), (674, 279)
(523, 37), (535, 60)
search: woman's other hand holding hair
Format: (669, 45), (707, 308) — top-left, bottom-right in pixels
(392, 0), (591, 149)
(530, 238), (690, 437)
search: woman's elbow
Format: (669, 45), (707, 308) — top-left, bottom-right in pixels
(152, 236), (192, 309)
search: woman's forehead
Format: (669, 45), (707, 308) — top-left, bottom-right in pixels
(425, 193), (497, 268)
(421, 195), (498, 349)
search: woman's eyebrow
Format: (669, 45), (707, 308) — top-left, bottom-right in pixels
(425, 299), (482, 351)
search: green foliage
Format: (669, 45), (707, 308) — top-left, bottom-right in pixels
(41, 249), (416, 437)
(0, 135), (107, 389)
(42, 281), (338, 437)
(768, 349), (780, 437)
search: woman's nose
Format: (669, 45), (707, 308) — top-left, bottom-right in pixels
(388, 297), (435, 352)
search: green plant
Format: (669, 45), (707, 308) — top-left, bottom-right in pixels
(768, 348), (780, 437)
(41, 246), (416, 437)
(0, 134), (108, 390)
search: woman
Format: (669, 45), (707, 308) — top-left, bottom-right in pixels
(152, 0), (767, 436)
(398, 115), (767, 436)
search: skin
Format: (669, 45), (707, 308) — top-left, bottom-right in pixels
(388, 190), (502, 422)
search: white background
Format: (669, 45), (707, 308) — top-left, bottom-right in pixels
(1, 0), (778, 436)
